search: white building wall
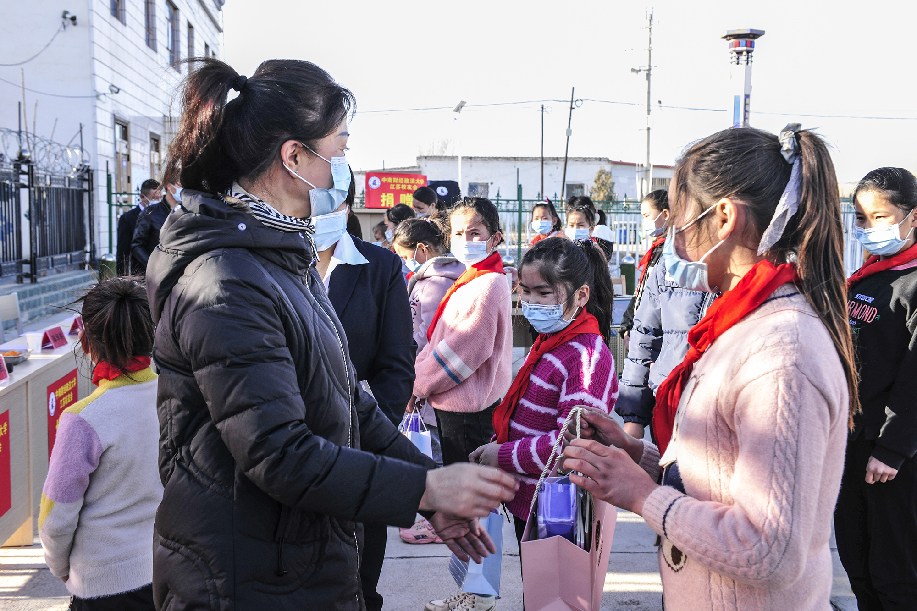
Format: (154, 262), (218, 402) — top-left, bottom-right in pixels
(0, 1), (223, 256)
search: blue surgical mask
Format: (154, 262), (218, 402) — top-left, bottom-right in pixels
(451, 236), (490, 266)
(283, 144), (351, 217)
(169, 186), (182, 203)
(565, 227), (591, 241)
(854, 209), (916, 256)
(662, 207), (727, 293)
(310, 208), (348, 252)
(384, 228), (394, 242)
(521, 300), (580, 334)
(406, 258), (422, 272)
(531, 219), (552, 235)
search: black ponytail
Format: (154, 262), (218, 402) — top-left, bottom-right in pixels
(392, 213), (449, 255)
(77, 277), (154, 371)
(163, 58), (354, 194)
(519, 236), (614, 339)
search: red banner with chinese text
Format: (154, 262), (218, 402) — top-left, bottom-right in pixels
(364, 172), (427, 209)
(0, 410), (10, 518)
(47, 370), (78, 459)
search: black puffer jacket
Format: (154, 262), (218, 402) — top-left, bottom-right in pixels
(131, 200), (172, 270)
(146, 191), (432, 611)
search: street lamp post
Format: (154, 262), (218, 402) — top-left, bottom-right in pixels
(722, 29), (765, 128)
(453, 100), (466, 195)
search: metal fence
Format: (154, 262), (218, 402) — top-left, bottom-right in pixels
(0, 161), (94, 283)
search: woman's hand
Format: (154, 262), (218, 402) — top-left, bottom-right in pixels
(564, 407), (644, 464)
(429, 513), (496, 563)
(419, 463), (518, 518)
(469, 442), (501, 467)
(561, 439), (658, 515)
(865, 456), (898, 484)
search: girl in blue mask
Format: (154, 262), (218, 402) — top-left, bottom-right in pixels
(529, 199), (563, 245)
(565, 195), (614, 260)
(469, 237), (616, 562)
(836, 167), (917, 610)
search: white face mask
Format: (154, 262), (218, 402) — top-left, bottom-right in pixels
(310, 208), (348, 252)
(451, 236), (491, 266)
(662, 207), (727, 293)
(642, 211), (664, 238)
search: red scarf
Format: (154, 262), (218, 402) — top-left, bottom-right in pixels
(651, 261), (798, 456)
(638, 236), (667, 286)
(493, 311), (601, 443)
(847, 241), (917, 289)
(426, 251), (504, 342)
(93, 356), (152, 386)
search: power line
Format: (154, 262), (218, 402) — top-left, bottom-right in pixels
(0, 24), (64, 67)
(0, 75), (97, 99)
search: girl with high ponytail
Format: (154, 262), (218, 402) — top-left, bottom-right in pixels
(560, 125), (856, 611)
(472, 236), (618, 554)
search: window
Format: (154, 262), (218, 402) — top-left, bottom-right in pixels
(166, 2), (180, 69)
(150, 135), (161, 182)
(467, 182), (489, 198)
(114, 120), (131, 201)
(204, 42), (210, 58)
(110, 0), (126, 23)
(144, 1), (157, 50)
(651, 177), (670, 191)
(565, 183), (585, 199)
(187, 23), (194, 60)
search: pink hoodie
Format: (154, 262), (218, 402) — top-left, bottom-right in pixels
(413, 271), (513, 413)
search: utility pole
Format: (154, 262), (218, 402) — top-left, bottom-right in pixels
(631, 10), (654, 200)
(453, 100), (466, 194)
(540, 104), (545, 199)
(561, 87), (574, 203)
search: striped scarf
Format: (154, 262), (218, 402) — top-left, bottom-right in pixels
(228, 182), (315, 235)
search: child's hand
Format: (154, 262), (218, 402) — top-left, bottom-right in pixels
(405, 395), (418, 414)
(469, 442), (501, 467)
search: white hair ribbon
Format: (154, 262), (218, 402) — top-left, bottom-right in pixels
(758, 124), (802, 255)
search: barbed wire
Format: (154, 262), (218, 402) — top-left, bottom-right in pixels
(0, 127), (89, 177)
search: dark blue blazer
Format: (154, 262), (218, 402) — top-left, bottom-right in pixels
(327, 237), (416, 424)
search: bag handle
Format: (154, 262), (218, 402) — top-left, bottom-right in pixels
(527, 405), (587, 519)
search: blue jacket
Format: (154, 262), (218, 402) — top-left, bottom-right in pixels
(615, 260), (715, 427)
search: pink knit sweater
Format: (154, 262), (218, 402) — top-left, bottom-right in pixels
(637, 286), (849, 611)
(497, 333), (618, 520)
(413, 272), (512, 413)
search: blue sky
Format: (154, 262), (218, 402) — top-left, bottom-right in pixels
(223, 0), (917, 184)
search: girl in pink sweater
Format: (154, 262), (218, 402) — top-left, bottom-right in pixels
(470, 237), (618, 543)
(562, 125), (859, 611)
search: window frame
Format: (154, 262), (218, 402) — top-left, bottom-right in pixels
(165, 1), (180, 70)
(144, 0), (157, 50)
(110, 0), (126, 24)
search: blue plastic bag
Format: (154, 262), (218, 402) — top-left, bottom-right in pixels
(448, 511), (504, 597)
(537, 476), (576, 542)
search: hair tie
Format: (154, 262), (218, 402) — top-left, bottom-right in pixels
(758, 123), (803, 255)
(778, 122), (801, 165)
(231, 74), (248, 92)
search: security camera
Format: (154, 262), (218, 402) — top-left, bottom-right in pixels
(109, 84), (120, 95)
(62, 11), (78, 26)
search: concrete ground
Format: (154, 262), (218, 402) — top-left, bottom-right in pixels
(0, 514), (857, 611)
(0, 348), (859, 610)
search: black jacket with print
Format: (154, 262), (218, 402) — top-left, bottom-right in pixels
(847, 263), (917, 469)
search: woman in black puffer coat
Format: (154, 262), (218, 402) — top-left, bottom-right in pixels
(147, 58), (517, 611)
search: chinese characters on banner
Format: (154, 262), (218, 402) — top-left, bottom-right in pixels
(364, 172), (427, 209)
(0, 410), (9, 518)
(47, 370), (78, 459)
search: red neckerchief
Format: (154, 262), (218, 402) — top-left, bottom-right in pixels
(651, 261), (798, 455)
(638, 236), (667, 286)
(92, 356), (152, 386)
(426, 251), (504, 342)
(406, 271), (415, 283)
(493, 311), (602, 443)
(847, 242), (917, 289)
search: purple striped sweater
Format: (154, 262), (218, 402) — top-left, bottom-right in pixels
(498, 333), (618, 520)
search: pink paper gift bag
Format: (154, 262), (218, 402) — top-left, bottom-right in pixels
(520, 405), (617, 610)
(521, 497), (615, 611)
